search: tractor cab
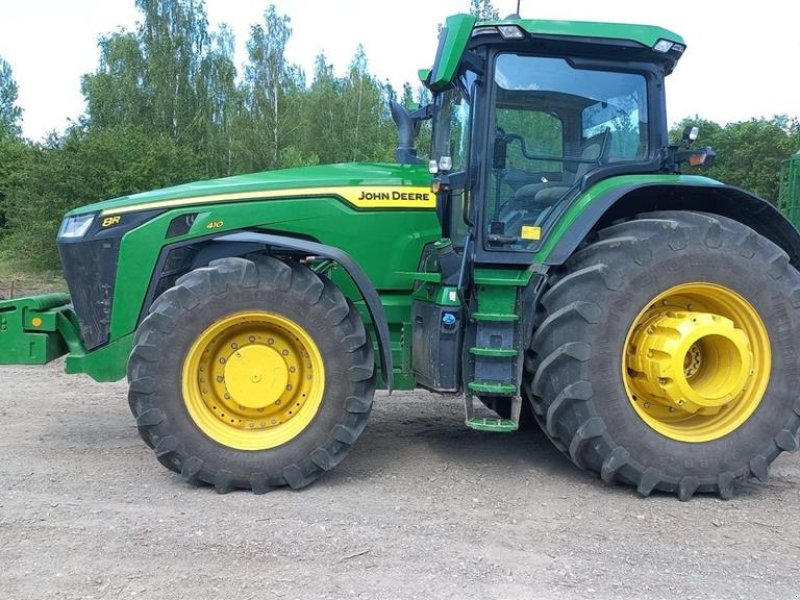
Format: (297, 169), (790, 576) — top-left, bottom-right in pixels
(421, 14), (684, 263)
(404, 14), (699, 430)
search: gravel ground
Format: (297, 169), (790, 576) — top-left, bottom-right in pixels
(1, 360), (799, 600)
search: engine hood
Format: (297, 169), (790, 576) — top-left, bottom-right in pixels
(68, 162), (432, 217)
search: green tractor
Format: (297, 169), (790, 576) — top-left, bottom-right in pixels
(2, 13), (800, 500)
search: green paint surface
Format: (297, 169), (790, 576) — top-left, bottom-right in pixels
(66, 333), (135, 382)
(429, 14), (476, 91)
(110, 196), (441, 341)
(482, 18), (684, 48)
(412, 282), (460, 307)
(465, 417), (519, 432)
(69, 162), (433, 216)
(45, 162), (440, 383)
(780, 152), (800, 228)
(534, 174), (722, 262)
(0, 295), (76, 365)
(427, 13), (684, 91)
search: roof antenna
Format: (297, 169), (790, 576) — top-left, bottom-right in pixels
(506, 0), (522, 19)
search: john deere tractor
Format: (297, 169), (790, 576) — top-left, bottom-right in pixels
(2, 13), (800, 500)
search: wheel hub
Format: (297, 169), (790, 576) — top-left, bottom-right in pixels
(224, 345), (289, 408)
(684, 343), (702, 378)
(627, 311), (753, 414)
(182, 311), (325, 450)
(622, 283), (770, 443)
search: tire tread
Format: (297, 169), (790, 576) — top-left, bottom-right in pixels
(127, 255), (375, 493)
(525, 210), (800, 500)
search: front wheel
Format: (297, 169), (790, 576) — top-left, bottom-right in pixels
(127, 255), (375, 493)
(527, 211), (800, 499)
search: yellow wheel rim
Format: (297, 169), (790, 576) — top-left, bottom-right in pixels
(622, 283), (770, 443)
(182, 311), (325, 450)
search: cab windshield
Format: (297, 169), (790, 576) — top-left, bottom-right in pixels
(488, 53), (649, 250)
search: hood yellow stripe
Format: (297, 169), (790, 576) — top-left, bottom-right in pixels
(101, 186), (435, 216)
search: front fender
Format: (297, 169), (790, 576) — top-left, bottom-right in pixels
(214, 232), (395, 392)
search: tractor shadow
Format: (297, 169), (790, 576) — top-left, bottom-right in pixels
(334, 395), (787, 501)
(328, 391), (593, 488)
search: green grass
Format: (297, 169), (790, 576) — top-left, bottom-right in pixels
(0, 259), (67, 298)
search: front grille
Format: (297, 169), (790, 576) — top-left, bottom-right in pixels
(58, 239), (120, 350)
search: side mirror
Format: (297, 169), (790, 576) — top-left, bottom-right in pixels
(687, 147), (716, 167)
(671, 146), (716, 172)
(668, 125), (714, 172)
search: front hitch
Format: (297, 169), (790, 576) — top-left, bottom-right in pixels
(0, 294), (83, 365)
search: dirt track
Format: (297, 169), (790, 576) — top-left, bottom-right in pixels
(1, 359), (800, 600)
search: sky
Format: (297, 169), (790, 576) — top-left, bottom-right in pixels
(1, 0), (799, 142)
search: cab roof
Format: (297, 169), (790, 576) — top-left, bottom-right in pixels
(483, 16), (684, 49)
(427, 13), (686, 91)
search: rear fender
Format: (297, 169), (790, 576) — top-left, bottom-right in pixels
(543, 182), (800, 266)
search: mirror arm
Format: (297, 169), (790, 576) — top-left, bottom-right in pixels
(460, 51), (485, 77)
(409, 104), (434, 121)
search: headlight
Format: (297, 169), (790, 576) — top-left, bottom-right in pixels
(497, 25), (525, 40)
(58, 213), (95, 239)
(653, 39), (675, 53)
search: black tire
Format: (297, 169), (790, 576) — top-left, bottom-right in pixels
(127, 255), (375, 493)
(526, 211), (800, 499)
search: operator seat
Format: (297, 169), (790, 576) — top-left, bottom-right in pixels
(514, 131), (611, 208)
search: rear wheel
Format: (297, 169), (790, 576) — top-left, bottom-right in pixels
(526, 211), (800, 499)
(128, 255), (375, 493)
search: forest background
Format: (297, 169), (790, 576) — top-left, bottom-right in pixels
(0, 0), (797, 270)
